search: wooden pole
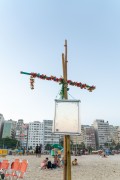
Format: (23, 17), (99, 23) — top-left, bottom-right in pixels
(62, 53), (65, 80)
(63, 135), (67, 180)
(63, 42), (67, 180)
(67, 135), (71, 179)
(64, 40), (68, 99)
(63, 40), (71, 180)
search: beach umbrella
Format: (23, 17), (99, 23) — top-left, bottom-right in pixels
(51, 144), (63, 150)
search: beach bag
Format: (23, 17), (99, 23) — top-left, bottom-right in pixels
(47, 161), (52, 169)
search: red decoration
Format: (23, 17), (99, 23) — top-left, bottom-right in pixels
(30, 75), (35, 90)
(29, 72), (96, 92)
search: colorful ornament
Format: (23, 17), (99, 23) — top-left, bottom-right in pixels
(30, 75), (35, 90)
(21, 71), (96, 92)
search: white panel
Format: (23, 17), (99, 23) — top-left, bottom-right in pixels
(53, 99), (81, 135)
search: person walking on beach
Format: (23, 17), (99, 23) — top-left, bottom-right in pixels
(35, 144), (39, 157)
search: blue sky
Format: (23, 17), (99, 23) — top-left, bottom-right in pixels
(0, 0), (120, 126)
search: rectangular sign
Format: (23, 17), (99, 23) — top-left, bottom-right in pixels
(53, 99), (81, 135)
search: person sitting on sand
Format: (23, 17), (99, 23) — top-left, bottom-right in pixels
(52, 155), (61, 168)
(40, 157), (48, 169)
(54, 155), (58, 166)
(72, 158), (78, 165)
(57, 157), (61, 167)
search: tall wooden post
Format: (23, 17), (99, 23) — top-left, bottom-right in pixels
(63, 40), (71, 180)
(20, 40), (95, 180)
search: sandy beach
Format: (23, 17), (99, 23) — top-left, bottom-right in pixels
(2, 154), (120, 180)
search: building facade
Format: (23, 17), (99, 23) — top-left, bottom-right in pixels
(109, 125), (119, 144)
(0, 114), (4, 138)
(93, 119), (110, 149)
(2, 119), (17, 138)
(27, 120), (60, 150)
(28, 121), (44, 149)
(117, 126), (120, 143)
(15, 119), (29, 148)
(43, 120), (59, 149)
(82, 125), (96, 149)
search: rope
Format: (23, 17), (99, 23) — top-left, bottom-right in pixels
(68, 92), (76, 100)
(55, 90), (61, 99)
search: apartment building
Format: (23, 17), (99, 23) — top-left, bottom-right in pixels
(93, 119), (110, 149)
(15, 119), (29, 148)
(117, 126), (120, 143)
(28, 121), (44, 149)
(28, 120), (59, 150)
(43, 120), (59, 149)
(2, 119), (17, 138)
(15, 119), (24, 142)
(82, 125), (96, 149)
(0, 114), (4, 138)
(109, 125), (119, 144)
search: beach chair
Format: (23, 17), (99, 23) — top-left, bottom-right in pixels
(1, 159), (10, 171)
(16, 160), (28, 179)
(5, 159), (28, 179)
(14, 159), (20, 162)
(5, 159), (21, 179)
(0, 159), (10, 178)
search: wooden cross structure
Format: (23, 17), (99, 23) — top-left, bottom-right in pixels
(20, 40), (95, 180)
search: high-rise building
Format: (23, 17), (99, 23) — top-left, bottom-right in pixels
(2, 119), (17, 138)
(28, 120), (60, 151)
(15, 119), (24, 142)
(22, 124), (29, 148)
(117, 126), (120, 143)
(28, 121), (44, 149)
(15, 119), (29, 148)
(43, 120), (59, 149)
(82, 125), (96, 149)
(0, 114), (4, 138)
(93, 119), (110, 149)
(109, 125), (119, 144)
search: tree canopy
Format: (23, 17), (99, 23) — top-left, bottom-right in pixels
(0, 137), (20, 149)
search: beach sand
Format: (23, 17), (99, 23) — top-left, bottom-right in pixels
(2, 154), (120, 180)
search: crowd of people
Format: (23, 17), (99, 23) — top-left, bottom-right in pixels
(40, 156), (78, 170)
(40, 155), (65, 170)
(35, 144), (79, 170)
